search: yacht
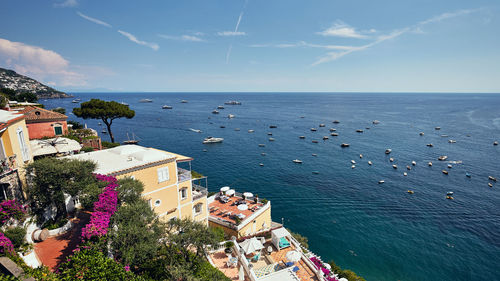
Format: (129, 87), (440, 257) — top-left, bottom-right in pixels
(228, 114), (235, 118)
(72, 99), (79, 103)
(269, 125), (278, 128)
(419, 132), (424, 136)
(189, 128), (202, 133)
(299, 136), (306, 139)
(372, 120), (380, 124)
(488, 182), (493, 187)
(217, 105), (225, 109)
(212, 110), (219, 114)
(203, 137), (224, 144)
(448, 139), (456, 143)
(310, 128), (317, 132)
(378, 180), (385, 184)
(319, 124), (325, 127)
(428, 161), (433, 166)
(331, 133), (339, 136)
(248, 129), (254, 133)
(332, 120), (340, 124)
(389, 158), (394, 162)
(180, 100), (188, 103)
(120, 101), (129, 106)
(404, 172), (408, 176)
(292, 159), (303, 164)
(488, 176), (497, 182)
(368, 161), (373, 165)
(351, 160), (356, 164)
(351, 165), (356, 169)
(224, 100), (242, 105)
(259, 163), (264, 167)
(427, 143), (434, 147)
(139, 99), (153, 103)
(447, 191), (454, 196)
(162, 105), (173, 109)
(359, 154), (363, 158)
(412, 161), (416, 166)
(341, 143), (350, 147)
(438, 156), (448, 161)
(312, 153), (317, 157)
(385, 149), (392, 154)
(392, 165), (398, 169)
(447, 164), (453, 168)
(356, 129), (364, 133)
(123, 132), (139, 145)
(323, 136), (329, 140)
(494, 141), (499, 146)
(329, 128), (336, 132)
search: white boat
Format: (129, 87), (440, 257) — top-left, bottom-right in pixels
(438, 156), (448, 161)
(428, 161), (433, 166)
(139, 99), (153, 103)
(269, 138), (275, 141)
(419, 132), (424, 136)
(389, 158), (394, 162)
(359, 154), (363, 158)
(448, 164), (453, 168)
(447, 191), (454, 196)
(259, 163), (264, 167)
(319, 124), (325, 127)
(310, 128), (317, 132)
(162, 105), (173, 109)
(189, 128), (202, 133)
(340, 143), (349, 147)
(368, 161), (373, 165)
(392, 164), (398, 169)
(120, 101), (129, 106)
(248, 129), (254, 133)
(203, 137), (224, 144)
(228, 114), (235, 118)
(403, 172), (408, 176)
(448, 139), (456, 143)
(217, 105), (225, 109)
(351, 160), (356, 164)
(494, 141), (499, 146)
(258, 144), (265, 147)
(180, 100), (188, 103)
(72, 99), (79, 103)
(412, 161), (416, 166)
(427, 143), (434, 147)
(312, 153), (317, 157)
(351, 165), (356, 169)
(488, 176), (497, 182)
(329, 128), (336, 132)
(372, 120), (380, 124)
(212, 110), (219, 114)
(378, 180), (385, 184)
(224, 100), (242, 105)
(385, 149), (392, 154)
(292, 159), (302, 164)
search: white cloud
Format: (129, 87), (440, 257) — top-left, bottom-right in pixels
(312, 9), (479, 66)
(158, 34), (204, 42)
(54, 0), (78, 8)
(250, 41), (355, 51)
(316, 21), (369, 39)
(118, 30), (159, 51)
(217, 31), (246, 36)
(0, 38), (86, 86)
(77, 11), (112, 28)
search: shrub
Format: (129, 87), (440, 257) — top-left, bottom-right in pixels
(52, 107), (66, 115)
(0, 200), (26, 225)
(102, 141), (120, 149)
(288, 229), (309, 249)
(0, 232), (14, 255)
(42, 218), (69, 230)
(3, 227), (26, 249)
(81, 146), (94, 153)
(260, 198), (268, 204)
(67, 120), (83, 129)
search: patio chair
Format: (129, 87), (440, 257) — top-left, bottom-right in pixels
(292, 266), (300, 273)
(279, 237), (291, 249)
(251, 253), (261, 262)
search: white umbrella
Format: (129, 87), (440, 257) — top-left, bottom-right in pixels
(237, 204), (248, 211)
(54, 138), (82, 153)
(238, 265), (245, 281)
(30, 140), (57, 156)
(226, 189), (235, 196)
(238, 237), (264, 253)
(325, 263), (332, 270)
(285, 250), (301, 263)
(243, 192), (254, 198)
(220, 186), (230, 192)
(339, 279), (348, 281)
(237, 213), (246, 219)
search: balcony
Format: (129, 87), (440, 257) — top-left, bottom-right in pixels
(0, 155), (17, 177)
(177, 168), (191, 183)
(192, 184), (208, 201)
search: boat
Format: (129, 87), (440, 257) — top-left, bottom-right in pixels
(261, 153), (266, 156)
(220, 125), (225, 128)
(269, 138), (275, 141)
(378, 180), (385, 184)
(217, 105), (225, 109)
(269, 125), (278, 128)
(292, 159), (303, 164)
(428, 161), (433, 166)
(441, 135), (449, 137)
(123, 132), (140, 145)
(228, 114), (235, 118)
(368, 161), (372, 165)
(310, 128), (317, 132)
(72, 99), (79, 103)
(139, 99), (153, 103)
(488, 176), (497, 182)
(340, 143), (350, 147)
(412, 161), (416, 166)
(356, 129), (364, 133)
(351, 165), (356, 169)
(404, 172), (408, 176)
(180, 100), (188, 103)
(447, 191), (454, 196)
(203, 137), (224, 144)
(312, 140), (319, 143)
(466, 173), (471, 178)
(267, 132), (273, 135)
(312, 153), (317, 157)
(224, 100), (241, 105)
(312, 171), (319, 174)
(407, 190), (414, 194)
(300, 116), (305, 118)
(120, 101), (129, 106)
(385, 149), (392, 154)
(442, 170), (448, 175)
(494, 141), (499, 146)
(332, 120), (340, 124)
(359, 154), (363, 158)
(258, 144), (265, 147)
(98, 122), (102, 125)
(435, 127), (441, 130)
(488, 182), (493, 187)
(447, 164), (452, 168)
(259, 163), (264, 167)
(323, 136), (329, 140)
(446, 196), (454, 200)
(212, 110), (219, 114)
(392, 164), (398, 169)
(438, 156), (448, 161)
(189, 128), (202, 133)
(373, 120), (380, 124)
(351, 160), (356, 164)
(248, 130), (254, 133)
(203, 149), (208, 152)
(389, 158), (394, 162)
(331, 133), (339, 136)
(407, 166), (411, 170)
(162, 105), (173, 109)
(419, 132), (424, 136)
(299, 136), (306, 139)
(427, 143), (434, 147)
(319, 124), (325, 127)
(329, 128), (336, 132)
(235, 128), (240, 131)
(448, 139), (456, 143)
(366, 127), (371, 130)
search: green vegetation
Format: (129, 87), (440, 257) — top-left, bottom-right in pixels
(102, 141), (121, 149)
(51, 107), (65, 115)
(288, 229), (309, 249)
(0, 88), (38, 103)
(73, 99), (135, 143)
(328, 260), (366, 281)
(191, 170), (204, 179)
(67, 120), (83, 129)
(3, 227), (26, 249)
(81, 146), (94, 153)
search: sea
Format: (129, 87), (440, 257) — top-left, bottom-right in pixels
(42, 92), (500, 281)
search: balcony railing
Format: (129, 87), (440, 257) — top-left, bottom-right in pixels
(192, 184), (208, 201)
(0, 155), (17, 176)
(177, 168), (191, 183)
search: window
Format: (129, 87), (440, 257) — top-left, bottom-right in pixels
(194, 203), (203, 214)
(180, 188), (187, 200)
(154, 199), (161, 207)
(0, 138), (6, 160)
(157, 167), (169, 183)
(16, 127), (30, 161)
(54, 125), (63, 135)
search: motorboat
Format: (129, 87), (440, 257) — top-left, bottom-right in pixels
(203, 137), (224, 144)
(234, 128), (240, 131)
(323, 136), (329, 140)
(442, 170), (449, 175)
(359, 154), (363, 158)
(220, 125), (225, 128)
(269, 125), (278, 128)
(419, 132), (424, 136)
(101, 130), (107, 134)
(412, 161), (416, 166)
(267, 132), (273, 135)
(435, 127), (441, 130)
(224, 100), (242, 105)
(340, 143), (349, 147)
(438, 156), (448, 161)
(448, 139), (456, 143)
(407, 190), (414, 194)
(378, 180), (385, 184)
(72, 99), (79, 103)
(162, 105), (173, 109)
(311, 128), (317, 132)
(212, 110), (219, 114)
(356, 129), (364, 133)
(312, 140), (319, 143)
(428, 161), (433, 166)
(120, 101), (129, 106)
(217, 105), (225, 109)
(331, 133), (339, 136)
(447, 164), (452, 168)
(392, 164), (398, 169)
(329, 128), (336, 132)
(332, 120), (340, 124)
(269, 138), (275, 141)
(258, 144), (265, 147)
(488, 182), (493, 187)
(319, 124), (325, 127)
(139, 99), (153, 103)
(446, 196), (454, 200)
(427, 143), (434, 147)
(489, 176), (497, 182)
(389, 158), (394, 162)
(447, 191), (454, 196)
(299, 136), (306, 139)
(407, 166), (411, 170)
(180, 100), (188, 103)
(404, 172), (408, 176)
(441, 135), (448, 137)
(312, 153), (317, 157)
(312, 171), (319, 174)
(466, 173), (471, 178)
(261, 153), (266, 156)
(351, 160), (356, 164)
(368, 161), (373, 165)
(248, 130), (254, 133)
(494, 141), (499, 146)
(228, 114), (235, 118)
(292, 159), (302, 164)
(259, 163), (264, 167)
(372, 120), (380, 124)
(189, 128), (202, 133)
(385, 149), (392, 154)
(351, 165), (356, 169)
(203, 149), (207, 152)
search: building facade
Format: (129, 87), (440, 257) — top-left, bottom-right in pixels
(16, 106), (68, 139)
(67, 145), (208, 224)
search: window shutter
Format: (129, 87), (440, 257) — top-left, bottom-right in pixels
(17, 128), (29, 161)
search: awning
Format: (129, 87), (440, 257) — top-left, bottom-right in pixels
(239, 237), (264, 253)
(30, 137), (82, 157)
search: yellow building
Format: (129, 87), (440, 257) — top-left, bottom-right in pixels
(0, 110), (33, 201)
(67, 145), (208, 223)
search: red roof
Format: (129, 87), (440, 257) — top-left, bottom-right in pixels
(18, 106), (67, 123)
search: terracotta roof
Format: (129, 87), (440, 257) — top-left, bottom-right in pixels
(0, 110), (26, 131)
(17, 106), (67, 122)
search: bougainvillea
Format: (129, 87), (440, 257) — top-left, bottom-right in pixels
(0, 232), (14, 254)
(310, 256), (339, 281)
(0, 199), (26, 225)
(81, 174), (118, 241)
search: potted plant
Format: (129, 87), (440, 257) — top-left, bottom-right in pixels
(224, 241), (234, 254)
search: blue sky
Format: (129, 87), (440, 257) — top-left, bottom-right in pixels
(1, 0), (499, 92)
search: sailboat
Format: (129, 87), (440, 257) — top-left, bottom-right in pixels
(123, 132), (140, 145)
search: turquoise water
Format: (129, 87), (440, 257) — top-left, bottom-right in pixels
(44, 93), (500, 281)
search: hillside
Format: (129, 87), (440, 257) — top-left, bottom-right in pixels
(0, 67), (72, 98)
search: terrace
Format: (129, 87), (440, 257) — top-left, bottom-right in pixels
(208, 193), (265, 226)
(177, 167), (191, 182)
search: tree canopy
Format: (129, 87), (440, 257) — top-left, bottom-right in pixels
(73, 99), (135, 143)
